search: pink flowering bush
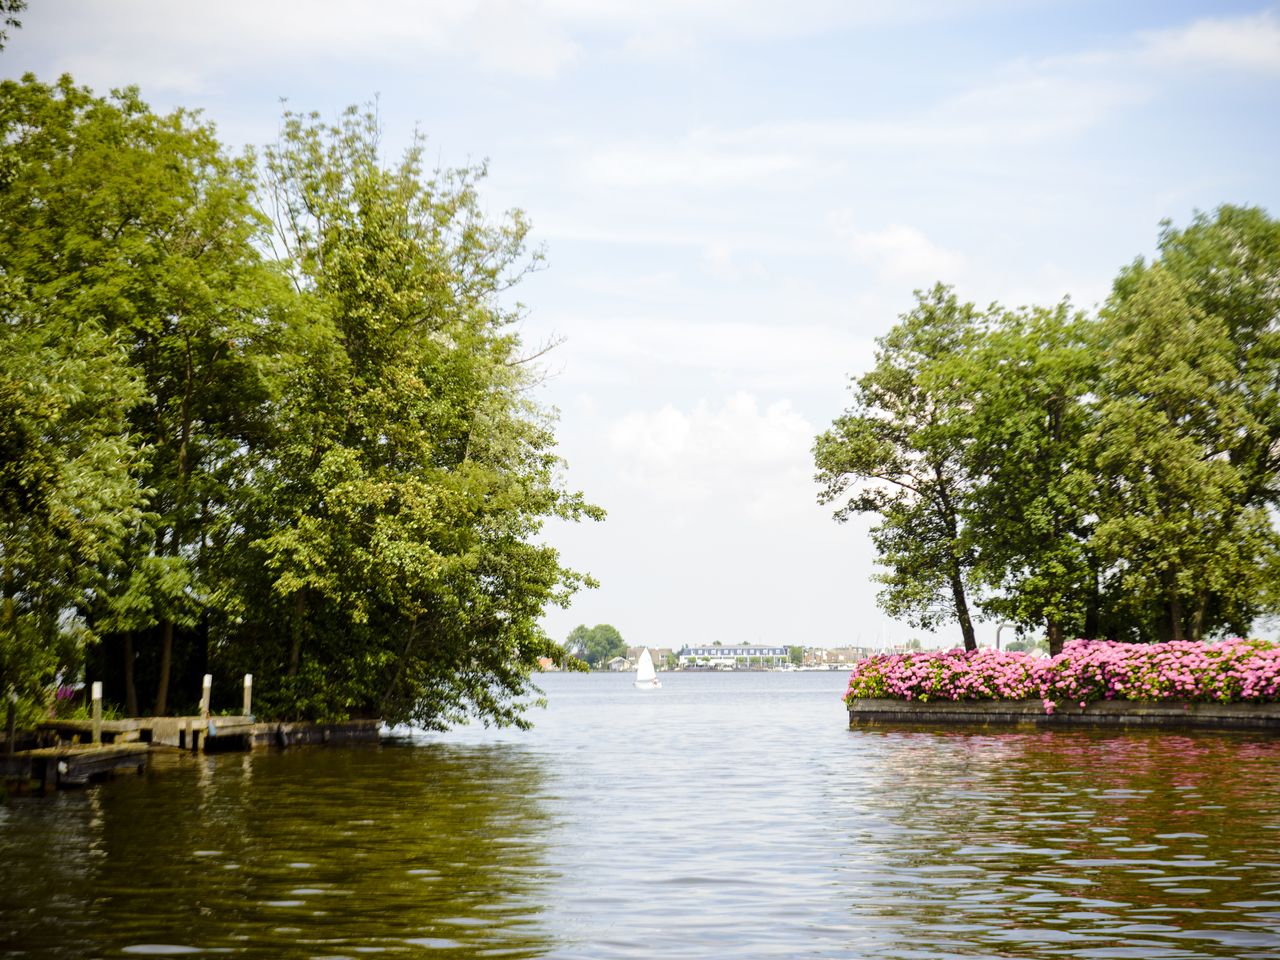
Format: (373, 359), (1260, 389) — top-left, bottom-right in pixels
(845, 639), (1280, 713)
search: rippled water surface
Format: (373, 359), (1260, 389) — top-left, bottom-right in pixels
(4, 672), (1280, 959)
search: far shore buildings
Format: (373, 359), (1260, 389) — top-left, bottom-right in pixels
(677, 645), (790, 669)
(539, 643), (886, 673)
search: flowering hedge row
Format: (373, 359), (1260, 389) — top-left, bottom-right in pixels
(845, 639), (1280, 714)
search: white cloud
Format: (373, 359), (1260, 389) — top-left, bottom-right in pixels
(607, 392), (815, 518)
(1139, 11), (1280, 74)
(19, 0), (1028, 94)
(831, 217), (966, 286)
(538, 312), (876, 394)
(28, 0), (582, 88)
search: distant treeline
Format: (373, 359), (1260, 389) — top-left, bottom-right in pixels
(0, 75), (601, 726)
(815, 206), (1280, 655)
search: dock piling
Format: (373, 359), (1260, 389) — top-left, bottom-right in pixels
(242, 674), (252, 717)
(5, 687), (15, 763)
(91, 682), (102, 745)
(200, 674), (212, 719)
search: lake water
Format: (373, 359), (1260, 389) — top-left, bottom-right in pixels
(3, 671), (1280, 959)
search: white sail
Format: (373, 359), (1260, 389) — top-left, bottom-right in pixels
(634, 648), (660, 688)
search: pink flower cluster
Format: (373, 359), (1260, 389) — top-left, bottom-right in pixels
(845, 639), (1280, 713)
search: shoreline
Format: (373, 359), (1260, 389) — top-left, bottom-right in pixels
(848, 698), (1280, 731)
(2, 718), (383, 793)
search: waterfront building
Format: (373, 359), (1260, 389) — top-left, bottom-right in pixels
(676, 645), (790, 669)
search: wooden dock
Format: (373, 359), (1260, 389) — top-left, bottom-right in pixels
(36, 716), (381, 751)
(4, 672), (382, 793)
(3, 717), (381, 793)
(39, 715), (260, 751)
(2, 743), (149, 792)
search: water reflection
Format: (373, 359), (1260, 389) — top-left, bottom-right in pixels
(4, 674), (1280, 960)
(1, 743), (557, 959)
(833, 729), (1280, 959)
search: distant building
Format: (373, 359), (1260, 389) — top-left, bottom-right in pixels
(677, 645), (789, 669)
(626, 646), (675, 670)
(804, 646), (876, 669)
(605, 656), (633, 672)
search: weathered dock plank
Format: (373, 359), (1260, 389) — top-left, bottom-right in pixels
(37, 716), (383, 753)
(37, 719), (146, 744)
(2, 743), (149, 791)
(848, 698), (1280, 731)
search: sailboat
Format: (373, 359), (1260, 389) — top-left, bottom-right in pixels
(633, 647), (662, 689)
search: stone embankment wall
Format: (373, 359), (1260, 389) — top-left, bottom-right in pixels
(848, 699), (1280, 731)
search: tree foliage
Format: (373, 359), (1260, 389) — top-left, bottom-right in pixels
(964, 302), (1100, 653)
(0, 0), (24, 51)
(0, 79), (599, 726)
(565, 623), (626, 667)
(0, 73), (285, 714)
(817, 206), (1280, 651)
(814, 286), (983, 650)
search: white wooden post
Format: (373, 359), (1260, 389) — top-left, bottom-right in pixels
(200, 674), (212, 719)
(242, 674), (253, 717)
(91, 681), (103, 744)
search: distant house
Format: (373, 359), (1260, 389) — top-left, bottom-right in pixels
(804, 646), (876, 669)
(536, 656), (560, 672)
(625, 646), (675, 670)
(676, 645), (789, 669)
(605, 656), (634, 672)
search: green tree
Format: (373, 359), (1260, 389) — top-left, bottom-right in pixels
(817, 209), (1280, 650)
(1089, 266), (1277, 641)
(788, 645), (804, 666)
(814, 285), (984, 650)
(0, 74), (286, 715)
(566, 623), (625, 668)
(1125, 206), (1280, 511)
(0, 284), (147, 713)
(1104, 206), (1280, 639)
(243, 106), (600, 727)
(963, 302), (1100, 655)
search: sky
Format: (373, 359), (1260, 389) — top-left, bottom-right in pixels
(6, 1), (1280, 650)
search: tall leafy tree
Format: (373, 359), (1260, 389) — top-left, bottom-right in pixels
(963, 302), (1100, 654)
(0, 74), (286, 713)
(565, 624), (626, 667)
(814, 286), (984, 650)
(1117, 206), (1280, 519)
(1090, 266), (1278, 641)
(0, 281), (147, 711)
(818, 208), (1280, 650)
(242, 107), (600, 727)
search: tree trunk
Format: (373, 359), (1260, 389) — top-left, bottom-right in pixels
(153, 619), (173, 715)
(934, 470), (976, 651)
(950, 568), (977, 651)
(1169, 595), (1185, 642)
(1046, 620), (1064, 657)
(1191, 594), (1208, 642)
(1083, 563), (1100, 640)
(123, 630), (138, 717)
